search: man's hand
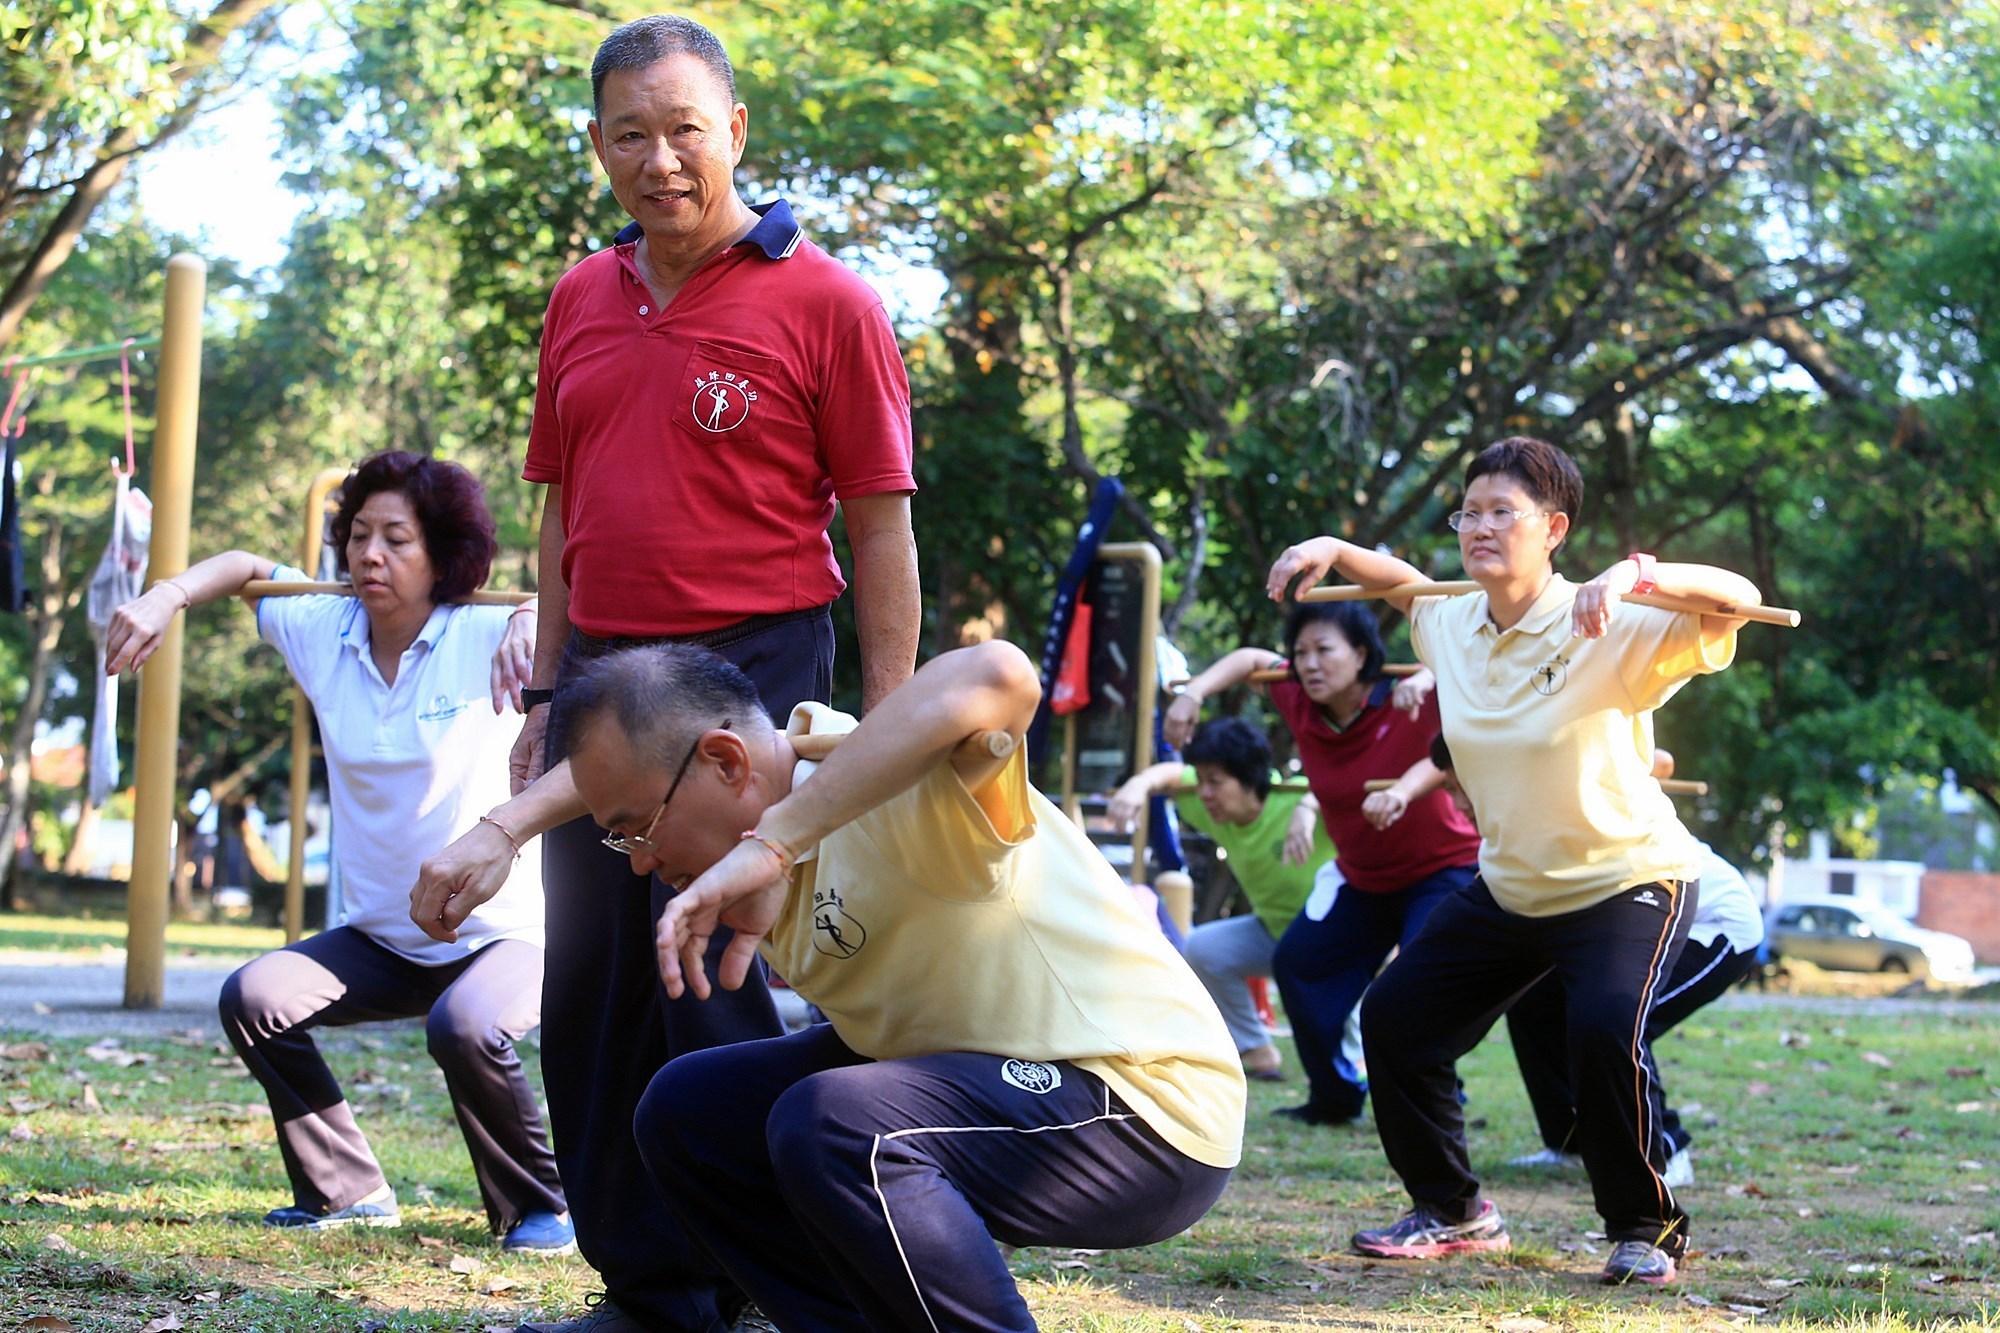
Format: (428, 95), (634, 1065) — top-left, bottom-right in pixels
(1162, 691), (1203, 751)
(656, 839), (793, 1000)
(1283, 800), (1319, 865)
(510, 707), (550, 795)
(1390, 667), (1435, 719)
(410, 821), (520, 943)
(1361, 788), (1410, 830)
(491, 607), (537, 713)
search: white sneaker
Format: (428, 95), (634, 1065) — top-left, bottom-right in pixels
(1508, 1147), (1583, 1170)
(1663, 1147), (1694, 1188)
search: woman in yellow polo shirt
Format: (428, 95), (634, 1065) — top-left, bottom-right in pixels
(1266, 435), (1759, 1288)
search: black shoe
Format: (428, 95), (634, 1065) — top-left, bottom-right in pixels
(1273, 1102), (1358, 1127)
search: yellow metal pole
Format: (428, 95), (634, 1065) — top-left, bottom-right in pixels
(124, 254), (206, 1009)
(284, 468), (346, 944)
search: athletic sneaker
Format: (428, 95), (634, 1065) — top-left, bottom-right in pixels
(263, 1185), (399, 1230)
(1351, 1199), (1510, 1258)
(1663, 1147), (1695, 1188)
(1602, 1239), (1677, 1285)
(1507, 1147), (1583, 1169)
(516, 1294), (646, 1332)
(502, 1210), (577, 1257)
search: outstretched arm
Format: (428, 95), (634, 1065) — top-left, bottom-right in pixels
(1108, 760), (1189, 831)
(1266, 537), (1427, 614)
(104, 550), (279, 674)
(658, 640), (1040, 1000)
(1163, 646), (1285, 749)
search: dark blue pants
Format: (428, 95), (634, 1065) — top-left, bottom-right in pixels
(1364, 878), (1695, 1255)
(1507, 931), (1755, 1156)
(1270, 863), (1476, 1119)
(541, 608), (831, 1331)
(635, 1024), (1232, 1333)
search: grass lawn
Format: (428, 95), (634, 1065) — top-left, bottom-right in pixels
(1, 937), (1996, 1329)
(0, 914), (284, 964)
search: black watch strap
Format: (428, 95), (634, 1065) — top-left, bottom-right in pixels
(520, 688), (557, 710)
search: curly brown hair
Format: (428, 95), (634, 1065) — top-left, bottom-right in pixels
(329, 451), (496, 604)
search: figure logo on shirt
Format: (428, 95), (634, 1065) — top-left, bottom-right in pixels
(417, 694), (471, 722)
(1000, 1059), (1063, 1096)
(1531, 655), (1570, 696)
(690, 369), (757, 433)
(811, 885), (866, 959)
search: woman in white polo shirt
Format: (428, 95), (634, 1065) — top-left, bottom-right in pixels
(105, 450), (571, 1254)
(1266, 436), (1760, 1288)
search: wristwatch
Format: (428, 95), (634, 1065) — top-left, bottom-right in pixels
(520, 688), (556, 710)
(1626, 551), (1657, 596)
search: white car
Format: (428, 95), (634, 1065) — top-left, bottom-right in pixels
(1766, 900), (1978, 983)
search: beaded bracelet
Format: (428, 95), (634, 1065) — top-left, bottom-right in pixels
(738, 829), (797, 875)
(478, 814), (525, 860)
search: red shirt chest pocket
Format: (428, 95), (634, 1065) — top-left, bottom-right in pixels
(678, 341), (789, 451)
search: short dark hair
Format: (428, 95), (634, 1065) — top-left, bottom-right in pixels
(1182, 718), (1274, 800)
(1464, 436), (1584, 550)
(1281, 602), (1387, 684)
(1429, 731), (1454, 773)
(592, 14), (736, 118)
(561, 643), (767, 771)
(330, 450), (496, 604)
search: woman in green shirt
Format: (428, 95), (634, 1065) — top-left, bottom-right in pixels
(1109, 718), (1334, 1080)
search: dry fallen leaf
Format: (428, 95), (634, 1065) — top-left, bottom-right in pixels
(20, 1317), (80, 1331)
(448, 1254), (485, 1275)
(41, 1233), (81, 1255)
(78, 1085), (103, 1113)
(139, 1315), (187, 1332)
(417, 1234), (447, 1248)
(1495, 1319), (1551, 1332)
(479, 1276), (519, 1295)
(1862, 1051), (1894, 1068)
(1, 1042), (50, 1062)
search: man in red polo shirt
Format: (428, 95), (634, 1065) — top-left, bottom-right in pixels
(425, 15), (920, 1333)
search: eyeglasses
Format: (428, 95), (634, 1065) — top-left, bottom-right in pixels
(1446, 507), (1548, 533)
(600, 719), (732, 855)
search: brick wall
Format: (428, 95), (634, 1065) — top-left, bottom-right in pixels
(1918, 870), (2000, 965)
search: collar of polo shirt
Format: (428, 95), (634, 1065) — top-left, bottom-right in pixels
(613, 198), (804, 260)
(1468, 573), (1573, 638)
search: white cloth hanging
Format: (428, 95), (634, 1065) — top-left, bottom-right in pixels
(84, 474), (152, 806)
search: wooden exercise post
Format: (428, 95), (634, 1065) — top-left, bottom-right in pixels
(125, 254), (205, 1010)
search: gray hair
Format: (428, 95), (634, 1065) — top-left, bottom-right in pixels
(561, 643), (768, 771)
(591, 14), (737, 119)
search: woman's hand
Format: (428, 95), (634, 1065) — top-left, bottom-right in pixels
(1106, 777), (1151, 833)
(1162, 691), (1204, 751)
(491, 605), (537, 712)
(103, 584), (187, 675)
(656, 838), (793, 1000)
(410, 821), (520, 943)
(1266, 537), (1344, 603)
(1390, 667), (1435, 718)
(1282, 800), (1319, 865)
(1572, 560), (1640, 640)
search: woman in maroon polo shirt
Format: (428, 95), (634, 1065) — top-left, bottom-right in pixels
(1165, 601), (1482, 1124)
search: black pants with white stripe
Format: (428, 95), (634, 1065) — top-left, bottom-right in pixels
(634, 1024), (1231, 1332)
(1362, 877), (1694, 1256)
(1506, 932), (1756, 1157)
